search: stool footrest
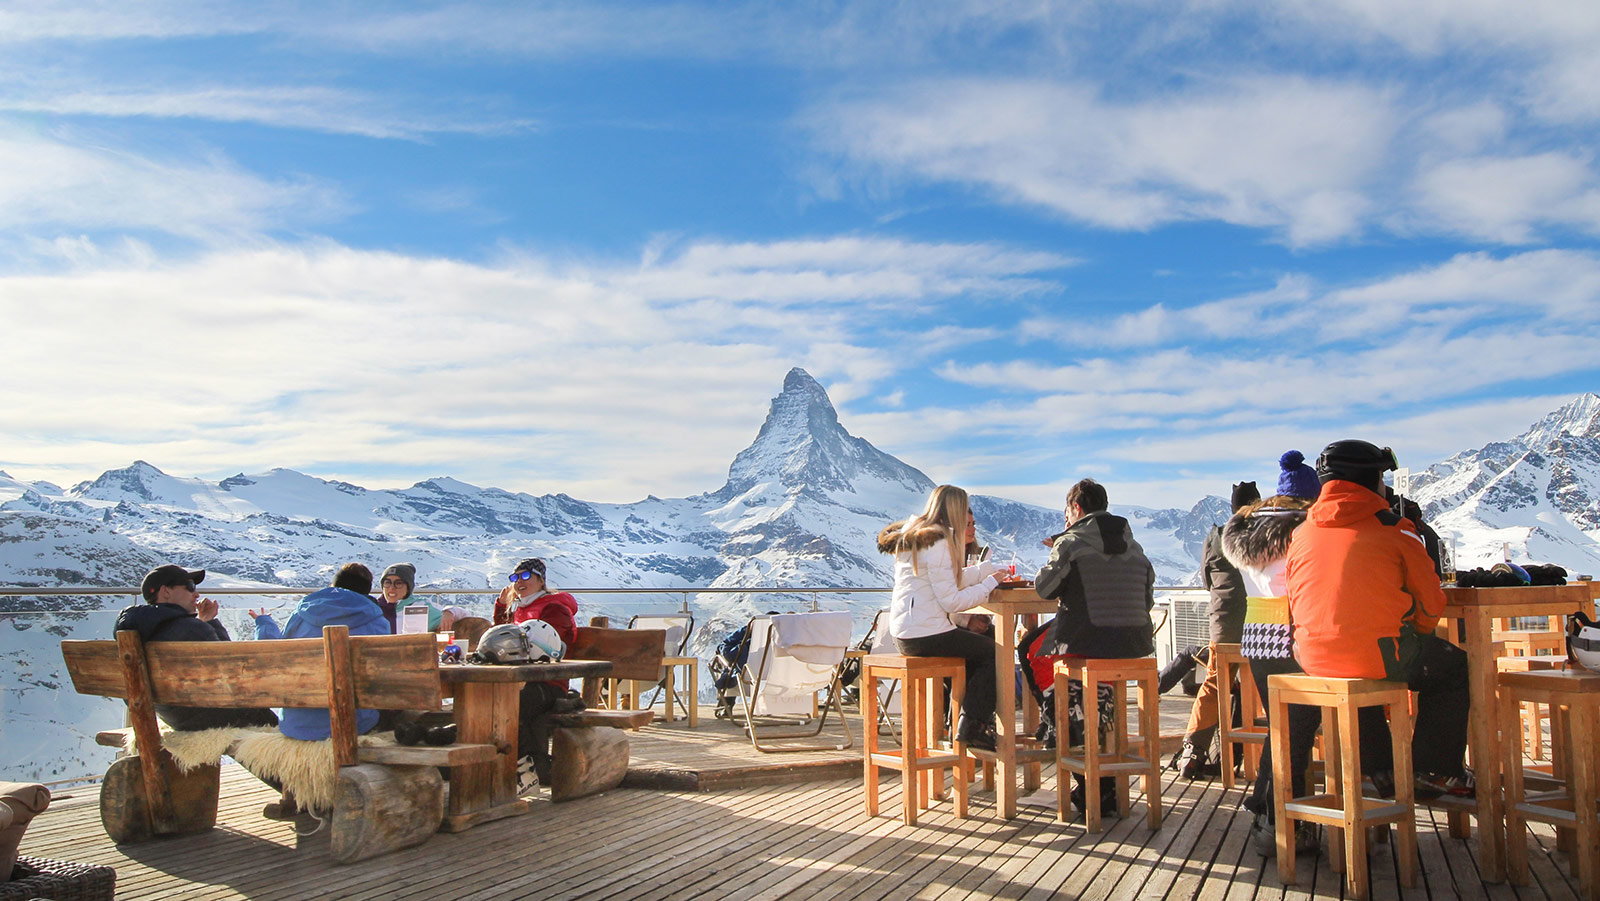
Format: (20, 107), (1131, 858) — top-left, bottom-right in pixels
(1285, 795), (1411, 825)
(1513, 798), (1583, 825)
(868, 751), (967, 770)
(1058, 758), (1155, 776)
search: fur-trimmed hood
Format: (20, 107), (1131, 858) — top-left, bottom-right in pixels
(877, 519), (954, 554)
(1221, 495), (1312, 570)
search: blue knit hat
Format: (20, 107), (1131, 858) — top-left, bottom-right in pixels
(1277, 450), (1320, 500)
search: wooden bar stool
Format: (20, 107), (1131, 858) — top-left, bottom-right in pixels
(862, 654), (969, 826)
(1212, 643), (1269, 790)
(1268, 675), (1418, 901)
(1054, 657), (1162, 833)
(1500, 669), (1600, 900)
(1499, 653), (1568, 764)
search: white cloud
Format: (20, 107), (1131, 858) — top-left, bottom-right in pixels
(0, 121), (344, 242)
(1408, 153), (1600, 244)
(811, 75), (1397, 246)
(0, 236), (1068, 500)
(0, 85), (535, 140)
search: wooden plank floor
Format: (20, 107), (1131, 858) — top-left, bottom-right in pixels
(20, 759), (1586, 900)
(624, 695), (1196, 790)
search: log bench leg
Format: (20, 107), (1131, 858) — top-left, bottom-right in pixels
(330, 764), (444, 864)
(100, 754), (220, 844)
(550, 726), (630, 802)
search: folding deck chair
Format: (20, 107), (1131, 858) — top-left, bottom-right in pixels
(733, 611), (855, 753)
(612, 612), (696, 723)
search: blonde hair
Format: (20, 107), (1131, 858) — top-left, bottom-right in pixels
(901, 484), (971, 586)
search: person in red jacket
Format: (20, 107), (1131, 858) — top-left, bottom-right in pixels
(493, 557), (579, 646)
(1285, 439), (1472, 798)
(492, 557), (582, 792)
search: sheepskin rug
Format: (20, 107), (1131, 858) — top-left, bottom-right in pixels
(122, 726), (401, 814)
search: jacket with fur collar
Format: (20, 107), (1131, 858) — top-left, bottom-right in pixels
(1220, 496), (1312, 598)
(879, 518), (1000, 640)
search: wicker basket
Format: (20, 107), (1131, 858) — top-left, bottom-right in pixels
(1, 855), (116, 901)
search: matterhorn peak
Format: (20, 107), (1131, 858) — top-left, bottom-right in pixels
(714, 368), (932, 499)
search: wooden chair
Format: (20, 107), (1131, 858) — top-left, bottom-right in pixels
(1054, 657), (1162, 833)
(1268, 675), (1417, 900)
(451, 616), (491, 651)
(1212, 643), (1268, 790)
(862, 655), (969, 825)
(610, 613), (698, 727)
(1500, 669), (1600, 900)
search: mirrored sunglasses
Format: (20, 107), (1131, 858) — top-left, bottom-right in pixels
(508, 570), (538, 584)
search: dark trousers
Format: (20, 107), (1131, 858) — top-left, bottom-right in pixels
(895, 629), (996, 733)
(1391, 633), (1471, 777)
(1245, 656), (1392, 817)
(517, 682), (562, 781)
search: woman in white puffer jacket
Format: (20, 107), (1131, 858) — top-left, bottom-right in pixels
(877, 484), (1004, 749)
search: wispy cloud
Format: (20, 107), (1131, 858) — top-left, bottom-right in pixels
(0, 85), (536, 140)
(809, 75), (1397, 246)
(0, 121), (345, 243)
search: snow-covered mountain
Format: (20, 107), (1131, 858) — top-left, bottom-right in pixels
(1410, 392), (1600, 573)
(5, 372), (1598, 782)
(0, 368), (1227, 782)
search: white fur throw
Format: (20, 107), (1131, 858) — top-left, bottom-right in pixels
(120, 726), (401, 814)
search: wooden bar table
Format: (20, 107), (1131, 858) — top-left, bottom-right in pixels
(1438, 584), (1593, 882)
(973, 585), (1057, 819)
(438, 659), (611, 832)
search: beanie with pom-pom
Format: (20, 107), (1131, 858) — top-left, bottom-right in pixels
(1277, 450), (1321, 500)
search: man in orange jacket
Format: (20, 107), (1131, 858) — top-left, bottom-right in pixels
(1285, 439), (1472, 798)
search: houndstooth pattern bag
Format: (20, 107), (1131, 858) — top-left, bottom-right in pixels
(1241, 622), (1293, 660)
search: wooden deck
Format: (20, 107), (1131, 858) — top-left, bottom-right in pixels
(19, 705), (1588, 901)
(625, 697), (1194, 791)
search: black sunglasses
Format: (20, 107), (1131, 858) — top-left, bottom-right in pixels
(508, 570), (540, 584)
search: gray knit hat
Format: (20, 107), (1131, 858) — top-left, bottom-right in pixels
(381, 562), (416, 599)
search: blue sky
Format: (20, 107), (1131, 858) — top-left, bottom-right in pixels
(2, 1), (1599, 509)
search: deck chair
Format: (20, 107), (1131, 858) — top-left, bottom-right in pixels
(734, 612), (854, 753)
(840, 609), (902, 740)
(613, 613), (695, 719)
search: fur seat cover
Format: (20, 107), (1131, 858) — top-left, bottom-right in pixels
(122, 727), (401, 814)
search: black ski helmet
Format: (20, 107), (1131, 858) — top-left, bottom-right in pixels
(1314, 439), (1398, 493)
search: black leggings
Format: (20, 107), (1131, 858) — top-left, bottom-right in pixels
(894, 628), (996, 730)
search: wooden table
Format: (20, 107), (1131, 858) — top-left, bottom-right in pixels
(437, 659), (611, 832)
(1438, 584), (1593, 882)
(973, 586), (1058, 819)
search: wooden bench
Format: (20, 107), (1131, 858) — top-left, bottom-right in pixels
(544, 625), (665, 801)
(61, 626), (495, 863)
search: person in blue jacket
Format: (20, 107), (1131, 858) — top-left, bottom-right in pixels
(250, 562), (390, 741)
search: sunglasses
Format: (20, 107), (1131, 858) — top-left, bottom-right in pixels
(169, 580), (196, 592)
(380, 577), (408, 586)
(508, 570), (541, 584)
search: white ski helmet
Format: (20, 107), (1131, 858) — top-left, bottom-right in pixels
(473, 623), (535, 665)
(1569, 611), (1600, 676)
(518, 619), (566, 663)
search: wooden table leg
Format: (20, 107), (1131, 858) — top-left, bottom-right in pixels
(686, 662), (699, 728)
(1021, 613), (1042, 791)
(1464, 610), (1506, 882)
(995, 610), (1019, 818)
(443, 681), (531, 833)
(664, 667), (676, 722)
